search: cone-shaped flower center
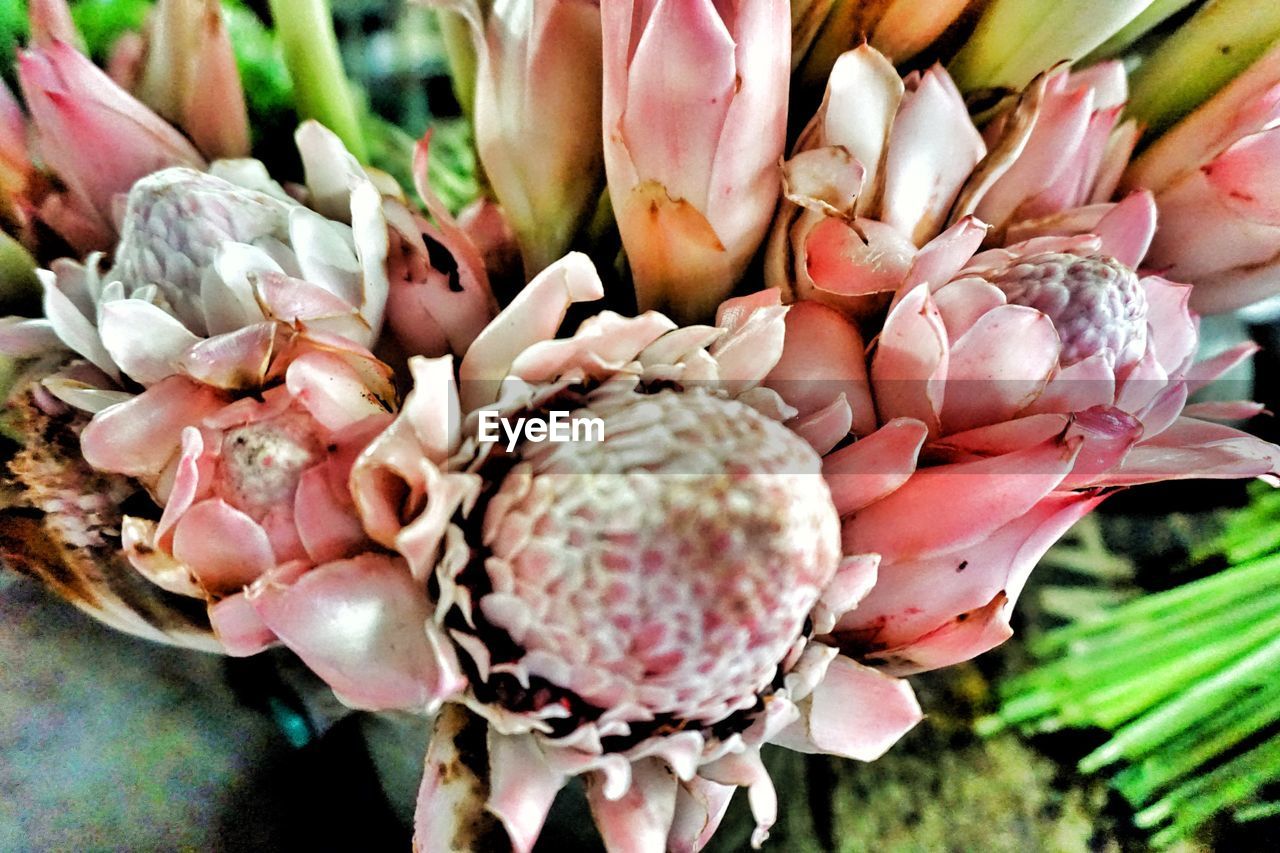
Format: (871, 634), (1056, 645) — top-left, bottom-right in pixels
(111, 168), (294, 332)
(213, 414), (321, 521)
(476, 387), (841, 726)
(988, 252), (1148, 369)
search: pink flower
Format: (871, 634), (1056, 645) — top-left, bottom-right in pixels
(602, 0), (790, 322)
(767, 45), (1141, 319)
(759, 43), (1280, 673)
(76, 327), (419, 707)
(762, 219), (1279, 674)
(16, 39), (206, 252)
(1123, 43), (1280, 314)
(342, 254), (923, 850)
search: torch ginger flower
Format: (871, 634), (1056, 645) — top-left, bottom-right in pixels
(761, 218), (1280, 675)
(758, 43), (1280, 673)
(601, 0), (790, 322)
(78, 332), (395, 626)
(339, 253), (923, 850)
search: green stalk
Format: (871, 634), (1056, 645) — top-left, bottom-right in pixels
(0, 232), (39, 312)
(1079, 633), (1280, 772)
(1113, 677), (1280, 805)
(1085, 0), (1199, 60)
(1060, 610), (1280, 730)
(436, 8), (477, 121)
(1139, 733), (1280, 846)
(1009, 580), (1280, 694)
(1127, 0), (1280, 136)
(267, 0), (367, 162)
(1235, 801), (1280, 822)
(1031, 552), (1280, 655)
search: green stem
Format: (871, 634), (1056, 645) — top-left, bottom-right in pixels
(267, 0), (367, 162)
(1112, 676), (1280, 805)
(1003, 583), (1280, 703)
(1030, 552), (1280, 655)
(1127, 0), (1280, 136)
(1084, 0), (1199, 60)
(1079, 633), (1280, 772)
(1139, 733), (1280, 846)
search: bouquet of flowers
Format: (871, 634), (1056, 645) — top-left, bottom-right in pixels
(2, 0), (1279, 849)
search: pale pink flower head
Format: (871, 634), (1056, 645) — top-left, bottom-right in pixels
(602, 0), (791, 322)
(2, 122), (491, 410)
(759, 43), (1280, 674)
(78, 330), (395, 604)
(762, 216), (1280, 676)
(1123, 43), (1280, 315)
(344, 254), (922, 850)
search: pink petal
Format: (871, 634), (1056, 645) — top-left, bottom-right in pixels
(1093, 191), (1157, 268)
(698, 750), (776, 848)
(765, 301), (876, 436)
(171, 498), (276, 594)
(975, 86), (1092, 228)
(789, 394), (854, 456)
(1025, 352), (1117, 415)
(870, 284), (949, 433)
(80, 375), (228, 481)
(41, 268), (118, 379)
(181, 1), (250, 159)
(209, 591), (278, 656)
(248, 553), (465, 711)
(1186, 342), (1259, 393)
(862, 593), (1017, 675)
(285, 348), (388, 432)
(772, 654), (921, 760)
(154, 426), (210, 548)
(1108, 417), (1280, 485)
(588, 758), (678, 853)
(804, 216), (917, 299)
(940, 304), (1060, 434)
(780, 146), (865, 218)
(17, 41), (204, 236)
(488, 731), (567, 853)
(619, 0), (736, 213)
(458, 252), (604, 410)
(1141, 275), (1198, 376)
(842, 435), (1082, 563)
(294, 463), (368, 564)
(898, 216), (989, 297)
(822, 417), (928, 516)
(97, 298), (201, 386)
(931, 278), (1007, 343)
(177, 322), (278, 391)
(841, 491), (1105, 673)
(668, 777), (735, 853)
(0, 317), (64, 358)
(810, 45), (904, 212)
(1181, 400), (1266, 421)
(881, 67), (986, 244)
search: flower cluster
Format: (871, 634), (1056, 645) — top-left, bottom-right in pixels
(2, 1), (1280, 851)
